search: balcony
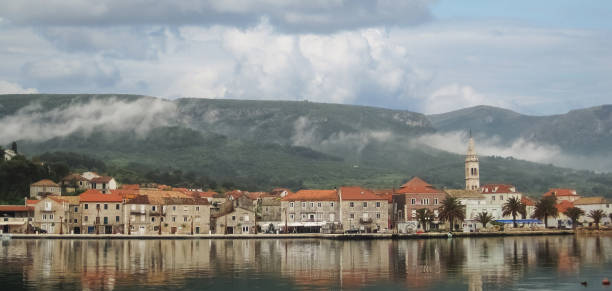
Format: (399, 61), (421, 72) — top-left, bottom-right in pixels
(359, 217), (373, 224)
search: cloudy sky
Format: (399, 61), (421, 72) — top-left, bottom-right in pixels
(0, 0), (611, 115)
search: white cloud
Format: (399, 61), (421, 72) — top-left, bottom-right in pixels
(423, 84), (509, 114)
(0, 97), (176, 144)
(0, 80), (38, 94)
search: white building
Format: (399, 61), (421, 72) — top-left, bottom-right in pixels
(574, 197), (611, 225)
(445, 189), (501, 232)
(3, 149), (17, 161)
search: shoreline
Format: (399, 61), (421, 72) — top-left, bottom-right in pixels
(3, 230), (575, 240)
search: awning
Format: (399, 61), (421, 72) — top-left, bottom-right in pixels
(494, 219), (542, 224)
(0, 221), (26, 225)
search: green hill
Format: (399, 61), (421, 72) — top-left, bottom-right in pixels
(2, 94), (612, 199)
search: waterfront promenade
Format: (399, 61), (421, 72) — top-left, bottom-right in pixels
(4, 230), (574, 240)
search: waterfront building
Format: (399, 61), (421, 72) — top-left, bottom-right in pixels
(31, 196), (74, 234)
(212, 206), (256, 234)
(280, 189), (341, 233)
(0, 204), (33, 233)
(29, 179), (61, 199)
(395, 177), (446, 223)
(162, 197), (211, 234)
(125, 195), (165, 235)
(79, 189), (124, 234)
(338, 186), (389, 233)
(521, 196), (536, 218)
(257, 198), (282, 233)
(479, 184), (523, 219)
(465, 135), (480, 190)
(543, 188), (581, 202)
(574, 197), (611, 225)
(444, 189), (493, 232)
(90, 176), (117, 194)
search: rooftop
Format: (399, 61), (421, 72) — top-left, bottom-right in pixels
(445, 189), (484, 199)
(31, 179), (59, 187)
(480, 184), (517, 194)
(543, 188), (579, 197)
(0, 205), (33, 212)
(340, 186), (387, 201)
(79, 189), (123, 202)
(574, 197), (608, 205)
(396, 177), (443, 194)
(282, 189), (338, 202)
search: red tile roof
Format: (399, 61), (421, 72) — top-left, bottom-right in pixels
(225, 190), (244, 200)
(120, 184), (140, 190)
(556, 200), (574, 213)
(31, 179), (59, 187)
(193, 191), (219, 198)
(281, 189), (338, 202)
(480, 184), (516, 193)
(79, 189), (123, 202)
(396, 177), (443, 194)
(340, 186), (387, 201)
(26, 199), (40, 205)
(0, 205), (33, 212)
(245, 192), (276, 200)
(521, 196), (536, 206)
(372, 189), (394, 203)
(543, 188), (578, 197)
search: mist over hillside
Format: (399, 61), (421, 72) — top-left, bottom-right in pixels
(2, 94), (612, 197)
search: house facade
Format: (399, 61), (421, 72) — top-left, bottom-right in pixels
(395, 177), (447, 223)
(339, 186), (389, 233)
(30, 179), (61, 199)
(543, 188), (581, 202)
(574, 197), (611, 225)
(0, 205), (33, 233)
(162, 197), (211, 235)
(90, 176), (118, 194)
(79, 189), (124, 234)
(280, 189), (341, 233)
(213, 206), (256, 234)
(32, 196), (72, 234)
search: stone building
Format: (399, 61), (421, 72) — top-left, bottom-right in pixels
(32, 196), (75, 234)
(257, 198), (282, 233)
(280, 189), (341, 233)
(125, 195), (165, 235)
(90, 176), (118, 194)
(444, 189), (492, 232)
(339, 186), (389, 233)
(30, 179), (61, 199)
(213, 206), (256, 234)
(465, 136), (480, 191)
(395, 177), (447, 223)
(0, 204), (34, 233)
(79, 189), (124, 234)
(161, 197), (211, 235)
(543, 188), (581, 203)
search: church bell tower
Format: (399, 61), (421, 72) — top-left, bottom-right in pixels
(465, 132), (480, 190)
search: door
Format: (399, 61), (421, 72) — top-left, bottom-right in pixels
(73, 227), (81, 234)
(2, 225), (8, 233)
(105, 226), (112, 234)
(139, 226), (146, 234)
(226, 227), (233, 234)
(195, 227), (200, 234)
(171, 227), (177, 234)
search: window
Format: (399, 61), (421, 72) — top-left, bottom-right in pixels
(349, 202), (354, 207)
(43, 214), (47, 220)
(173, 206), (176, 211)
(115, 216), (120, 222)
(172, 216), (176, 222)
(302, 202), (306, 208)
(151, 217), (155, 222)
(411, 210), (416, 218)
(424, 199), (429, 205)
(330, 202), (335, 207)
(231, 216), (236, 221)
(196, 206), (200, 211)
(376, 212), (381, 219)
(499, 195), (503, 201)
(363, 202), (368, 207)
(290, 202), (294, 208)
(96, 204), (100, 209)
(492, 196), (496, 201)
(411, 198), (416, 205)
(104, 204), (108, 210)
(152, 206), (157, 211)
(74, 207), (78, 213)
(349, 213), (354, 219)
(289, 214), (295, 220)
(309, 202), (314, 208)
(183, 216), (188, 222)
(317, 202), (322, 207)
(50, 214), (54, 220)
(73, 219), (78, 223)
(84, 216), (88, 222)
(302, 214), (306, 219)
(242, 226), (249, 233)
(376, 202), (381, 208)
(103, 217), (108, 225)
(434, 198), (438, 205)
(84, 204), (89, 210)
(116, 204), (120, 210)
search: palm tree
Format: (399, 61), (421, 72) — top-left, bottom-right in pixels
(475, 212), (493, 229)
(532, 196), (558, 228)
(588, 209), (605, 229)
(502, 197), (526, 228)
(416, 208), (435, 231)
(438, 197), (465, 232)
(563, 207), (584, 230)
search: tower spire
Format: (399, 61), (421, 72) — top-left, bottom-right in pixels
(465, 132), (480, 190)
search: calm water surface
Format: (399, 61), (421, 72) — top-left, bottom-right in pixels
(0, 236), (611, 290)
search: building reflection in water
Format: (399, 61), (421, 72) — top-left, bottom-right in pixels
(0, 236), (610, 290)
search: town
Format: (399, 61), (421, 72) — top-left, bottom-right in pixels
(1, 137), (610, 236)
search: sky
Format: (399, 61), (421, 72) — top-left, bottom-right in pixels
(0, 0), (611, 115)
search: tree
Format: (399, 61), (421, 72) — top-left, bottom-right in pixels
(438, 197), (465, 232)
(475, 212), (493, 229)
(532, 196), (558, 228)
(563, 207), (584, 230)
(416, 208), (435, 231)
(588, 209), (605, 230)
(502, 197), (526, 228)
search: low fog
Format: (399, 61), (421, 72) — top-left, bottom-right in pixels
(0, 97), (177, 144)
